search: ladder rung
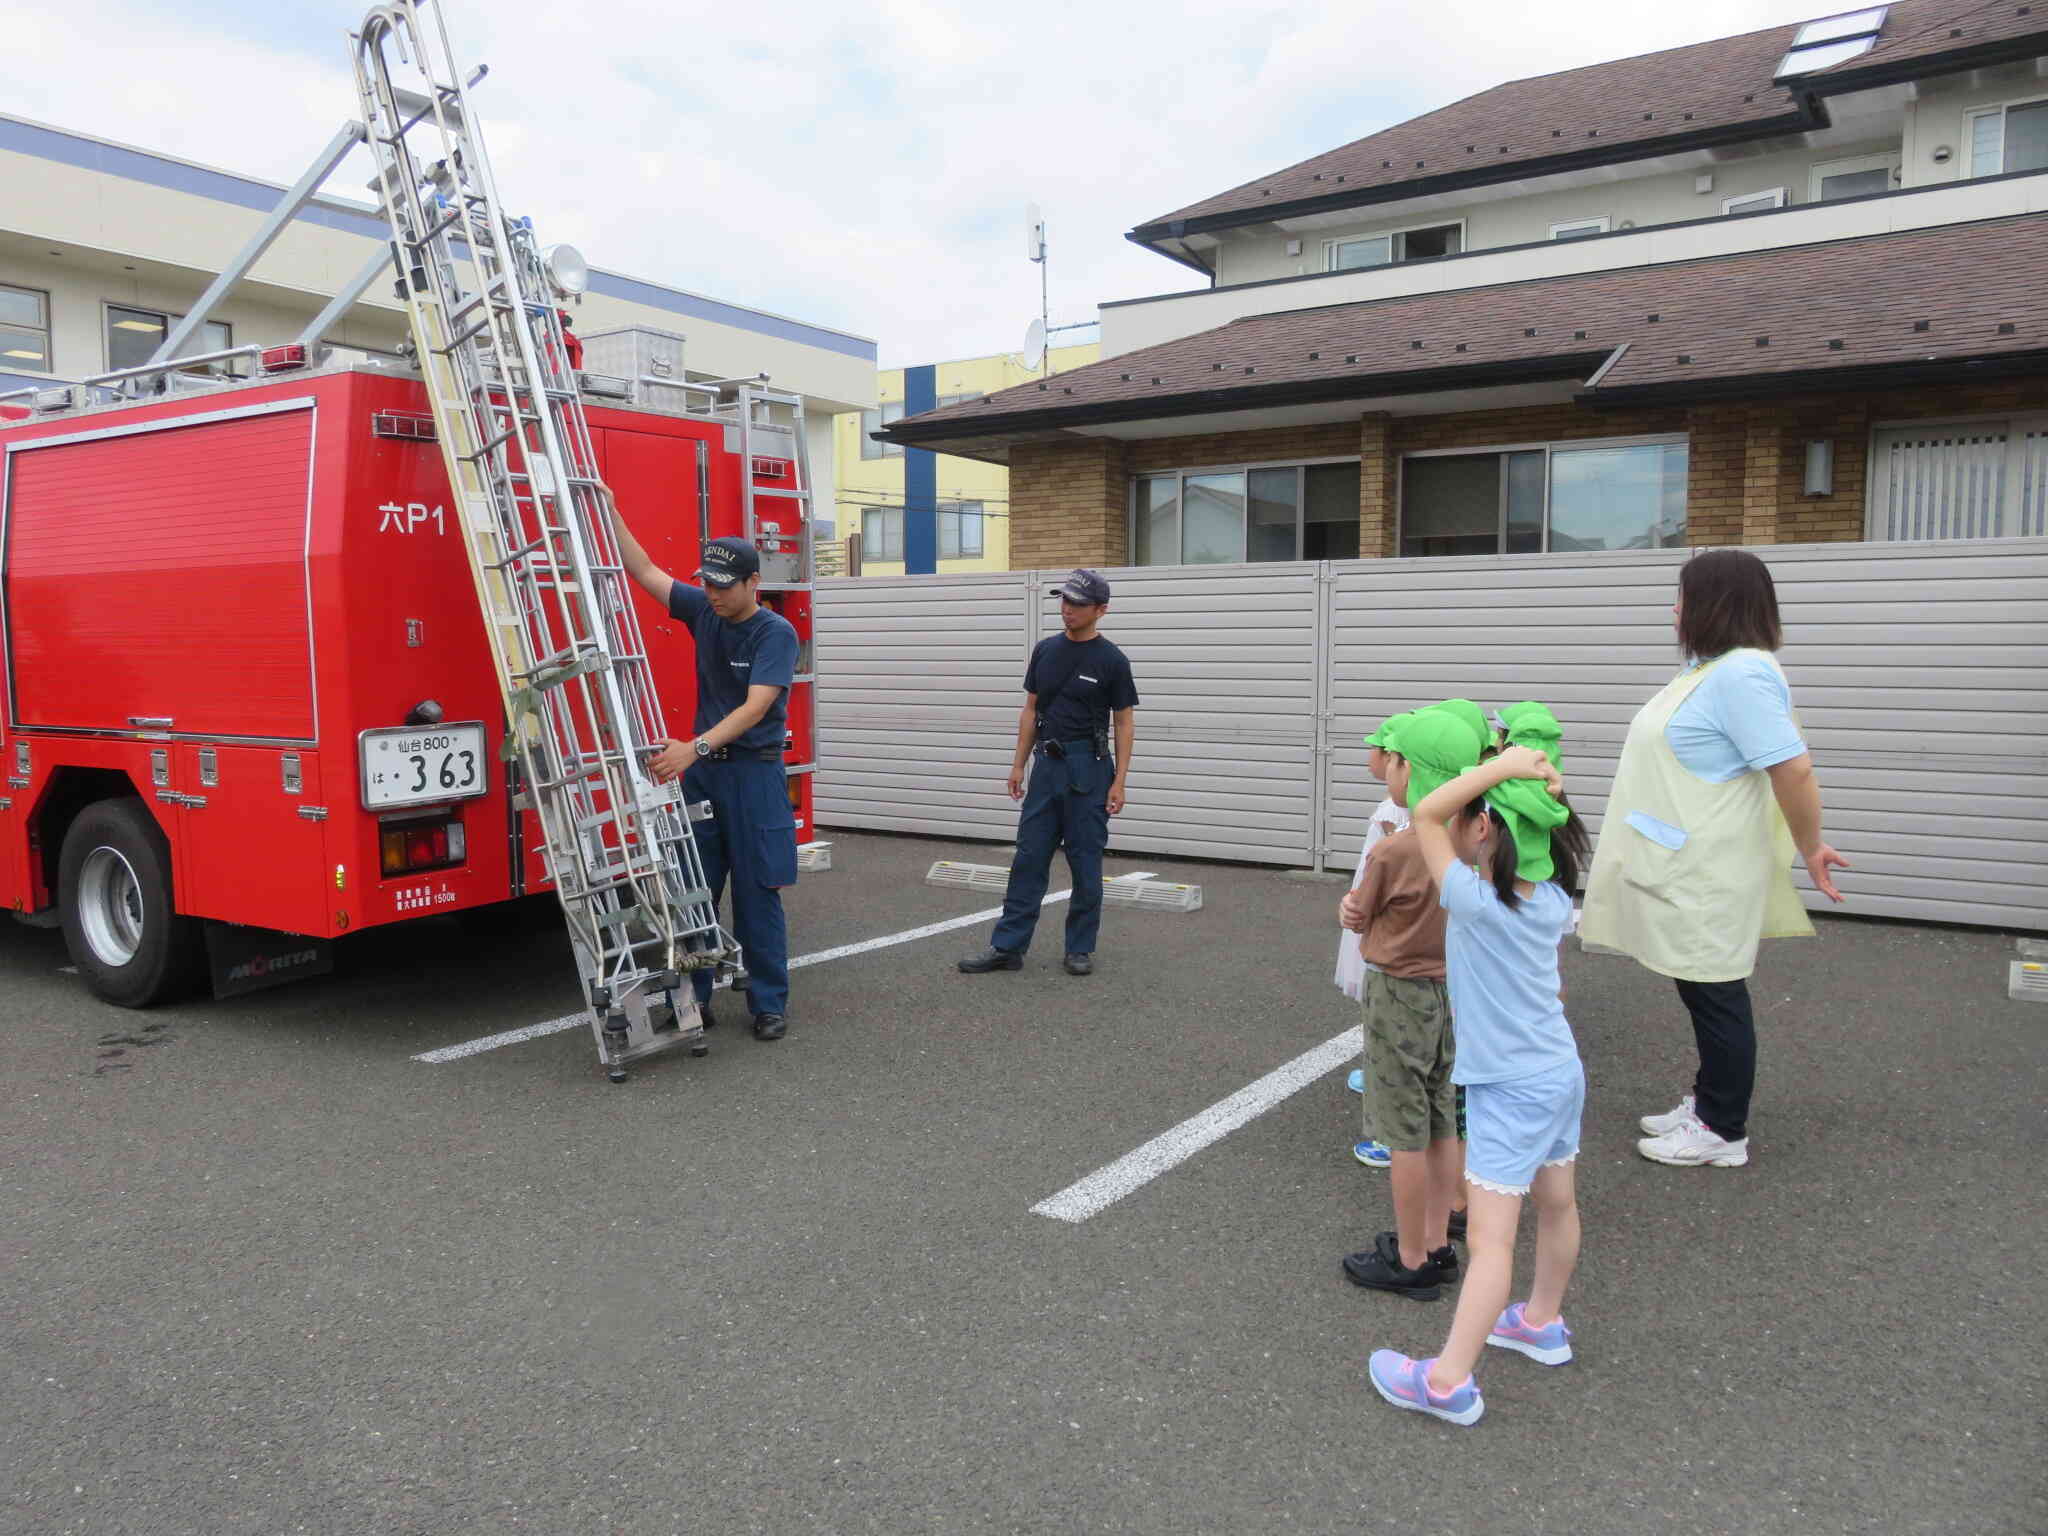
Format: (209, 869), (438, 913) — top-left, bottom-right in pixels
(751, 487), (808, 499)
(462, 422), (518, 461)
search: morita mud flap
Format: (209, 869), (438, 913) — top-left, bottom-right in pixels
(205, 923), (335, 999)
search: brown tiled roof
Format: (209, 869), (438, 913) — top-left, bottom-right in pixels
(886, 210), (2048, 447)
(1811, 0), (2048, 84)
(1131, 1), (2007, 241)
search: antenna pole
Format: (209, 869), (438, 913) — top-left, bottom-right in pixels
(1039, 228), (1049, 379)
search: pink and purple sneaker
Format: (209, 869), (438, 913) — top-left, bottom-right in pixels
(1485, 1302), (1574, 1364)
(1367, 1350), (1484, 1426)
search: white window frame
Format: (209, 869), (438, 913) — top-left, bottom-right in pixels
(1128, 455), (1362, 566)
(1323, 218), (1466, 272)
(0, 281), (53, 373)
(1809, 152), (1900, 201)
(1395, 433), (1689, 557)
(859, 399), (904, 460)
(1721, 187), (1788, 215)
(937, 500), (986, 560)
(1548, 217), (1610, 240)
(1967, 94), (2048, 178)
(1863, 410), (2048, 540)
(860, 507), (903, 560)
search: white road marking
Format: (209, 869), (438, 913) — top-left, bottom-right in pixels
(1031, 1025), (1364, 1224)
(413, 886), (1077, 1063)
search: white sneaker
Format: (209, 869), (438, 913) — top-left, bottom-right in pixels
(1639, 1093), (1696, 1136)
(1637, 1116), (1749, 1168)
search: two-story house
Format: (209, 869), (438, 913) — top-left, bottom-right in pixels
(877, 3), (2048, 569)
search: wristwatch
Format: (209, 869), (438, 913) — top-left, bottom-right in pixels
(693, 739), (714, 758)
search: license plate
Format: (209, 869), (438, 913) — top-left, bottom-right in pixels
(359, 723), (489, 808)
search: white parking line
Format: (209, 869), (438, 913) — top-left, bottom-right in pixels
(412, 888), (1074, 1063)
(1031, 1025), (1364, 1224)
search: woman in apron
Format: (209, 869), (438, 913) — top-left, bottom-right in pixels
(1580, 551), (1849, 1170)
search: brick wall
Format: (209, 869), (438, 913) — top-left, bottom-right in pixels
(1009, 438), (1129, 569)
(1001, 378), (2047, 566)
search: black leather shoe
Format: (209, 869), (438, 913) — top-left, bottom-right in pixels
(1343, 1240), (1444, 1300)
(958, 946), (1023, 973)
(751, 1013), (786, 1042)
(1063, 952), (1093, 976)
(1376, 1228), (1459, 1283)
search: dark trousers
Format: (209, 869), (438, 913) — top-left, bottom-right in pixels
(1676, 977), (1756, 1141)
(683, 758), (797, 1017)
(990, 745), (1109, 957)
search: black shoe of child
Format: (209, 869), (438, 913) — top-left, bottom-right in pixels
(1374, 1228), (1460, 1284)
(1343, 1241), (1444, 1301)
(1449, 1206), (1467, 1242)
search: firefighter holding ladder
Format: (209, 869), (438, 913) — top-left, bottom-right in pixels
(617, 524), (801, 1041)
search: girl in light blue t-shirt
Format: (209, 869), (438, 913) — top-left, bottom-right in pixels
(1367, 745), (1591, 1429)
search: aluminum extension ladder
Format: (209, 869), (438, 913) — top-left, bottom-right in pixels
(724, 383), (817, 591)
(353, 0), (741, 1081)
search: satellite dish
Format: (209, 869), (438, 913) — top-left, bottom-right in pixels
(1026, 203), (1045, 262)
(1021, 317), (1046, 371)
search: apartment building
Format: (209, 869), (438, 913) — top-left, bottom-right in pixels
(877, 3), (2047, 567)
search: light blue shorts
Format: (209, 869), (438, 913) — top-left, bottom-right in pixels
(1462, 1059), (1585, 1196)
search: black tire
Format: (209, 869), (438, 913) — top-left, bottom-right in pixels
(58, 797), (205, 1008)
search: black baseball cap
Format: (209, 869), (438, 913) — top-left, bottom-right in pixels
(1051, 568), (1111, 605)
(695, 536), (761, 588)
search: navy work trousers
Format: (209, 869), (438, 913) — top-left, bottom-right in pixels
(1677, 977), (1756, 1141)
(683, 757), (797, 1018)
(991, 743), (1109, 957)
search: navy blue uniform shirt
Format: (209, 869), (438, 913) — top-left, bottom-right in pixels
(1024, 634), (1138, 743)
(667, 581), (800, 750)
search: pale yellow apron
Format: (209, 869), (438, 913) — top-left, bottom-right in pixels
(1579, 649), (1812, 982)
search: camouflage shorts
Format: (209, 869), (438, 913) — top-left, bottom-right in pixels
(1360, 971), (1458, 1152)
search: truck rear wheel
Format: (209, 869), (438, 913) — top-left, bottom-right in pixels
(59, 798), (204, 1008)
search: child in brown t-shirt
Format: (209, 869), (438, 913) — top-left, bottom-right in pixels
(1340, 737), (1472, 1301)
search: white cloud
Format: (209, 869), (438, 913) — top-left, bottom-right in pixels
(11, 0), (1837, 367)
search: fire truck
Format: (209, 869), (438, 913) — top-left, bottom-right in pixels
(0, 1), (819, 1078)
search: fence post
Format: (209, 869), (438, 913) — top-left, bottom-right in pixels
(1309, 561), (1335, 869)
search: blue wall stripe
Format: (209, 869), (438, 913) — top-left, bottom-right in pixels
(901, 363), (937, 576)
(0, 116), (875, 364)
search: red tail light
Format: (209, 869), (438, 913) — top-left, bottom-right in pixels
(380, 815), (467, 876)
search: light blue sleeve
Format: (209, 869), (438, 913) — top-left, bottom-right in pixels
(1667, 653), (1806, 782)
(1438, 859), (1491, 919)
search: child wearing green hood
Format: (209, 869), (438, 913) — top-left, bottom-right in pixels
(1367, 732), (1592, 1429)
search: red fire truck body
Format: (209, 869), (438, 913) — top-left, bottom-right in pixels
(0, 359), (815, 998)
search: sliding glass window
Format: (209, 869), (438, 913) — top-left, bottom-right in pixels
(1130, 461), (1361, 565)
(1400, 439), (1687, 556)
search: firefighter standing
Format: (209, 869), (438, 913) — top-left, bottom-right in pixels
(959, 569), (1138, 977)
(616, 526), (799, 1041)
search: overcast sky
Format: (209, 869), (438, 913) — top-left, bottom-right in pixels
(11, 1), (1843, 367)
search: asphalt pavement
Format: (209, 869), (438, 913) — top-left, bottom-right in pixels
(3, 829), (2043, 1535)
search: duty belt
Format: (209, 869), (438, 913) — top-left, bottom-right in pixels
(1036, 738), (1100, 761)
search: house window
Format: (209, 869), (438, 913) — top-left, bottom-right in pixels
(938, 392), (983, 408)
(1811, 153), (1899, 200)
(1774, 7), (1887, 77)
(0, 283), (52, 373)
(1867, 414), (2048, 540)
(104, 305), (232, 373)
(859, 400), (905, 460)
(1549, 218), (1609, 240)
(1967, 99), (2048, 178)
(938, 500), (985, 559)
(860, 507), (903, 559)
(1721, 188), (1788, 215)
(1327, 221), (1463, 271)
(1400, 439), (1688, 556)
(1130, 461), (1361, 565)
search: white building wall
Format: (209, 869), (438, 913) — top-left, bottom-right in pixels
(0, 119), (876, 419)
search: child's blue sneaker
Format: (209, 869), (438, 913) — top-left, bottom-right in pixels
(1368, 1350), (1484, 1426)
(1352, 1139), (1391, 1168)
(1485, 1302), (1574, 1365)
(1347, 1068), (1365, 1094)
